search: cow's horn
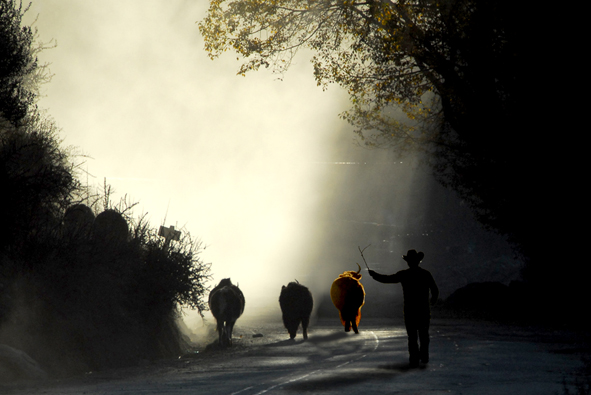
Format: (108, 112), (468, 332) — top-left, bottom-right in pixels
(356, 262), (361, 273)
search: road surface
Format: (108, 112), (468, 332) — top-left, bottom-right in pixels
(1, 317), (588, 394)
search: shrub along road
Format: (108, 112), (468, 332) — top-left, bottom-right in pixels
(1, 317), (588, 394)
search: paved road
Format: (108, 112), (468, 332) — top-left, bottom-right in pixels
(1, 318), (588, 394)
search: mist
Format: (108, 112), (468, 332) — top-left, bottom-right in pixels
(22, 1), (521, 332)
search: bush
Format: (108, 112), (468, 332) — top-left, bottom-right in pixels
(1, 117), (78, 250)
(1, 200), (211, 375)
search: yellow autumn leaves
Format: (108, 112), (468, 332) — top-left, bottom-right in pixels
(199, 0), (444, 150)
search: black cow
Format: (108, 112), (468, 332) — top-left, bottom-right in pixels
(208, 278), (245, 347)
(279, 280), (313, 340)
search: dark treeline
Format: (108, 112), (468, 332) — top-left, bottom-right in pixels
(0, 1), (211, 377)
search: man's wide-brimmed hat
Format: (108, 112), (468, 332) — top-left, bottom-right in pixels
(403, 249), (424, 263)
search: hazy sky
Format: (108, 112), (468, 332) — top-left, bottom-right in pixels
(23, 1), (428, 325)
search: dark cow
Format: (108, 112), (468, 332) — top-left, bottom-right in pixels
(208, 278), (245, 347)
(279, 280), (314, 340)
(330, 263), (365, 333)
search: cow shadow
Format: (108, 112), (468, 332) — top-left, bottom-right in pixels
(266, 339), (301, 348)
(281, 361), (425, 392)
(203, 337), (243, 351)
(306, 331), (348, 344)
(266, 331), (348, 348)
(204, 340), (225, 351)
(281, 368), (396, 392)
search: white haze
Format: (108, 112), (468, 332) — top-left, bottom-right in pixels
(23, 1), (427, 329)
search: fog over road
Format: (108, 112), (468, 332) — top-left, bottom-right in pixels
(2, 318), (587, 395)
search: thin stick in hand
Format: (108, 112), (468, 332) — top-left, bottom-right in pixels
(358, 244), (371, 270)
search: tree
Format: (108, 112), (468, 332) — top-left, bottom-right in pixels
(199, 0), (524, 142)
(0, 113), (79, 254)
(1, 0), (76, 253)
(199, 0), (542, 264)
(199, 1), (583, 325)
(0, 0), (53, 126)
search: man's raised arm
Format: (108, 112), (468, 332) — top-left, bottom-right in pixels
(368, 269), (401, 284)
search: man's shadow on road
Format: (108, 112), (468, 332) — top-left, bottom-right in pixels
(378, 362), (429, 371)
(282, 362), (423, 392)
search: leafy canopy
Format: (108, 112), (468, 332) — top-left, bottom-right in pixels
(201, 0), (581, 327)
(199, 0), (514, 154)
(198, 0), (531, 259)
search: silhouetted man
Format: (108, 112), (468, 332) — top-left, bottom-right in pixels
(368, 249), (439, 367)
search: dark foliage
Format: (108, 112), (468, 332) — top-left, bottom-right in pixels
(0, 0), (37, 125)
(442, 282), (513, 321)
(1, 206), (211, 375)
(407, 1), (570, 325)
(0, 115), (78, 255)
(0, 2), (212, 376)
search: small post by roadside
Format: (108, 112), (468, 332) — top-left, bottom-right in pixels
(158, 225), (181, 250)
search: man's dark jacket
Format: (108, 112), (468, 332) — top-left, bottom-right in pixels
(371, 266), (439, 321)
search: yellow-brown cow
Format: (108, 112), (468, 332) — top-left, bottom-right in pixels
(330, 264), (365, 333)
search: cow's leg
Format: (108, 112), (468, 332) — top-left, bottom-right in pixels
(352, 319), (359, 334)
(226, 320), (236, 347)
(217, 320), (225, 345)
(302, 316), (309, 340)
(344, 319), (351, 332)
